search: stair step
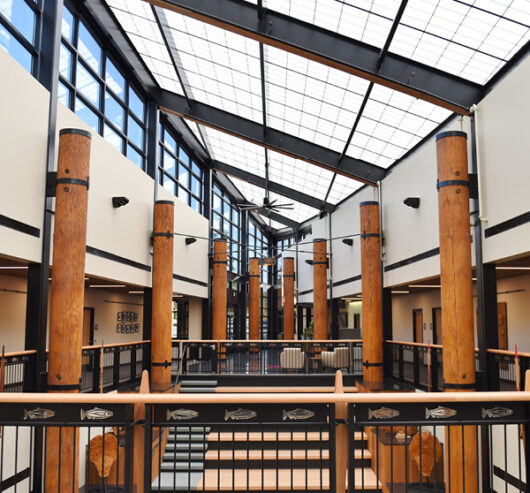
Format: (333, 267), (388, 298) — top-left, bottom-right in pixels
(207, 431), (329, 442)
(165, 442), (209, 451)
(153, 471), (203, 490)
(179, 387), (216, 393)
(171, 426), (211, 433)
(204, 448), (370, 461)
(160, 461), (204, 472)
(168, 433), (210, 442)
(163, 452), (206, 462)
(180, 380), (218, 387)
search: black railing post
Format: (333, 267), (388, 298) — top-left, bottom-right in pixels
(329, 403), (337, 493)
(124, 405), (134, 493)
(398, 345), (404, 382)
(92, 349), (101, 393)
(113, 347), (120, 390)
(144, 404), (153, 492)
(131, 346), (137, 384)
(431, 348), (440, 391)
(413, 346), (420, 387)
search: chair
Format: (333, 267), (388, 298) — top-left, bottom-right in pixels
(280, 347), (305, 370)
(322, 347), (350, 369)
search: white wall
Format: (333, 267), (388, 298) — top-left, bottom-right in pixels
(188, 297), (203, 340)
(0, 274), (28, 352)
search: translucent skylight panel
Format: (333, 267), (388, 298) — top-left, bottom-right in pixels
(346, 84), (452, 167)
(230, 177), (320, 224)
(264, 46), (369, 153)
(200, 126), (266, 177)
(389, 0), (530, 84)
(267, 150), (334, 201)
(105, 0), (183, 94)
(160, 10), (263, 122)
(326, 174), (363, 204)
(264, 0), (402, 48)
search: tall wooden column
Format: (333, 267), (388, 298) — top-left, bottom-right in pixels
(249, 257), (260, 340)
(283, 257), (295, 340)
(313, 239), (328, 340)
(151, 200), (174, 392)
(436, 131), (477, 492)
(46, 128), (91, 493)
(360, 201), (383, 385)
(212, 239), (227, 340)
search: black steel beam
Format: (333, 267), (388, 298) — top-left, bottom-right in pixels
(212, 160), (334, 213)
(254, 208), (300, 230)
(148, 0), (483, 114)
(158, 90), (385, 184)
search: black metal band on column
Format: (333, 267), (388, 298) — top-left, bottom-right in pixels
(437, 180), (469, 189)
(362, 361), (383, 367)
(361, 233), (379, 239)
(443, 381), (476, 389)
(151, 361), (171, 368)
(47, 383), (81, 391)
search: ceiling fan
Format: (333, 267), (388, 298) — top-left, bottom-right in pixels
(239, 195), (294, 213)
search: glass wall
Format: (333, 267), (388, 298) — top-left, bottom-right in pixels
(58, 3), (147, 169)
(0, 0), (39, 75)
(275, 236), (295, 282)
(159, 118), (204, 214)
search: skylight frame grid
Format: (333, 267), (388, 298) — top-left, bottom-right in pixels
(105, 0), (184, 94)
(161, 9), (263, 122)
(326, 174), (364, 204)
(389, 0), (530, 84)
(264, 45), (371, 154)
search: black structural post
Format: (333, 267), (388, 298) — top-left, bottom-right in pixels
(330, 298), (339, 340)
(145, 102), (159, 180)
(382, 287), (393, 378)
(142, 287), (153, 370)
(238, 209), (249, 339)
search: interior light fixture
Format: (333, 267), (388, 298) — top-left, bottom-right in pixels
(0, 266), (28, 269)
(89, 284), (126, 288)
(342, 238), (354, 246)
(260, 257), (277, 266)
(403, 197), (420, 209)
(391, 290), (410, 294)
(409, 284), (441, 288)
(173, 294), (183, 298)
(185, 237), (197, 245)
(129, 290), (144, 294)
(305, 259), (314, 265)
(112, 196), (129, 208)
(496, 266), (530, 270)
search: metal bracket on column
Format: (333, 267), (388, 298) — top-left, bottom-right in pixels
(152, 360), (171, 368)
(46, 171), (57, 197)
(468, 173), (478, 199)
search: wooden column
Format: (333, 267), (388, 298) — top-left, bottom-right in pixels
(46, 128), (91, 493)
(436, 131), (477, 493)
(360, 201), (383, 385)
(313, 239), (328, 340)
(212, 239), (227, 340)
(283, 257), (295, 340)
(151, 200), (174, 392)
(249, 257), (260, 340)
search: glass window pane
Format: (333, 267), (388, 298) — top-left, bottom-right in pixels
(191, 160), (201, 176)
(163, 175), (176, 195)
(179, 186), (190, 205)
(0, 23), (32, 72)
(213, 194), (222, 213)
(129, 86), (144, 120)
(191, 175), (201, 197)
(76, 61), (100, 107)
(105, 91), (125, 130)
(191, 197), (201, 214)
(105, 58), (125, 99)
(163, 129), (176, 153)
(75, 97), (99, 131)
(212, 213), (221, 231)
(58, 81), (70, 107)
(0, 0), (35, 43)
(179, 148), (190, 167)
(128, 115), (144, 149)
(163, 150), (176, 177)
(61, 5), (74, 42)
(104, 124), (123, 152)
(59, 43), (72, 81)
(78, 23), (101, 74)
(127, 145), (143, 168)
(179, 164), (189, 188)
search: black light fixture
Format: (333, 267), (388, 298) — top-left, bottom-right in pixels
(112, 196), (129, 208)
(185, 237), (197, 245)
(403, 197), (420, 209)
(260, 257), (277, 266)
(342, 238), (354, 246)
(305, 259), (314, 265)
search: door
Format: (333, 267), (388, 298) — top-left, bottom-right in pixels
(433, 307), (442, 345)
(497, 302), (508, 349)
(82, 307), (94, 347)
(413, 309), (423, 343)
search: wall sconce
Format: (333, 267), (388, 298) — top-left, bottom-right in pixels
(185, 237), (197, 245)
(342, 238), (354, 246)
(403, 197), (420, 209)
(305, 259), (314, 265)
(260, 257), (277, 266)
(112, 196), (129, 208)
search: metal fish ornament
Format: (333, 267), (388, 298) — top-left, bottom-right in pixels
(482, 407), (513, 419)
(368, 406), (400, 420)
(80, 407), (114, 421)
(425, 405), (457, 419)
(282, 408), (315, 421)
(24, 407), (55, 420)
(224, 408), (257, 421)
(166, 409), (199, 421)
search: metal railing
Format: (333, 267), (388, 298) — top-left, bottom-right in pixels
(0, 386), (528, 492)
(488, 348), (530, 391)
(172, 339), (363, 375)
(0, 349), (36, 393)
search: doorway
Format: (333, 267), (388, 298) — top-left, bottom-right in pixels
(82, 307), (94, 347)
(432, 307), (442, 345)
(413, 309), (423, 343)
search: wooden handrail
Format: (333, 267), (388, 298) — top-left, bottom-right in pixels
(172, 339), (362, 344)
(82, 340), (150, 351)
(488, 348), (530, 358)
(2, 349), (38, 358)
(0, 390), (528, 404)
(386, 340), (443, 349)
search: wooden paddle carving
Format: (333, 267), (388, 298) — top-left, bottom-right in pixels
(409, 431), (442, 480)
(89, 433), (118, 479)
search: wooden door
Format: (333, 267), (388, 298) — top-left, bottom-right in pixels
(433, 307), (442, 345)
(413, 309), (423, 343)
(497, 302), (508, 349)
(82, 307), (93, 347)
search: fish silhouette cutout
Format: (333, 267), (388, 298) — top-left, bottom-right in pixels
(24, 407), (55, 420)
(80, 407), (114, 421)
(225, 408), (257, 421)
(425, 405), (457, 419)
(282, 408), (315, 421)
(166, 409), (199, 421)
(482, 406), (513, 419)
(368, 406), (400, 420)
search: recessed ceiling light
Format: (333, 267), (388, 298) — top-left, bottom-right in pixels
(0, 266), (28, 269)
(129, 290), (144, 294)
(392, 290), (410, 294)
(497, 266), (530, 270)
(89, 284), (126, 288)
(409, 284), (441, 288)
